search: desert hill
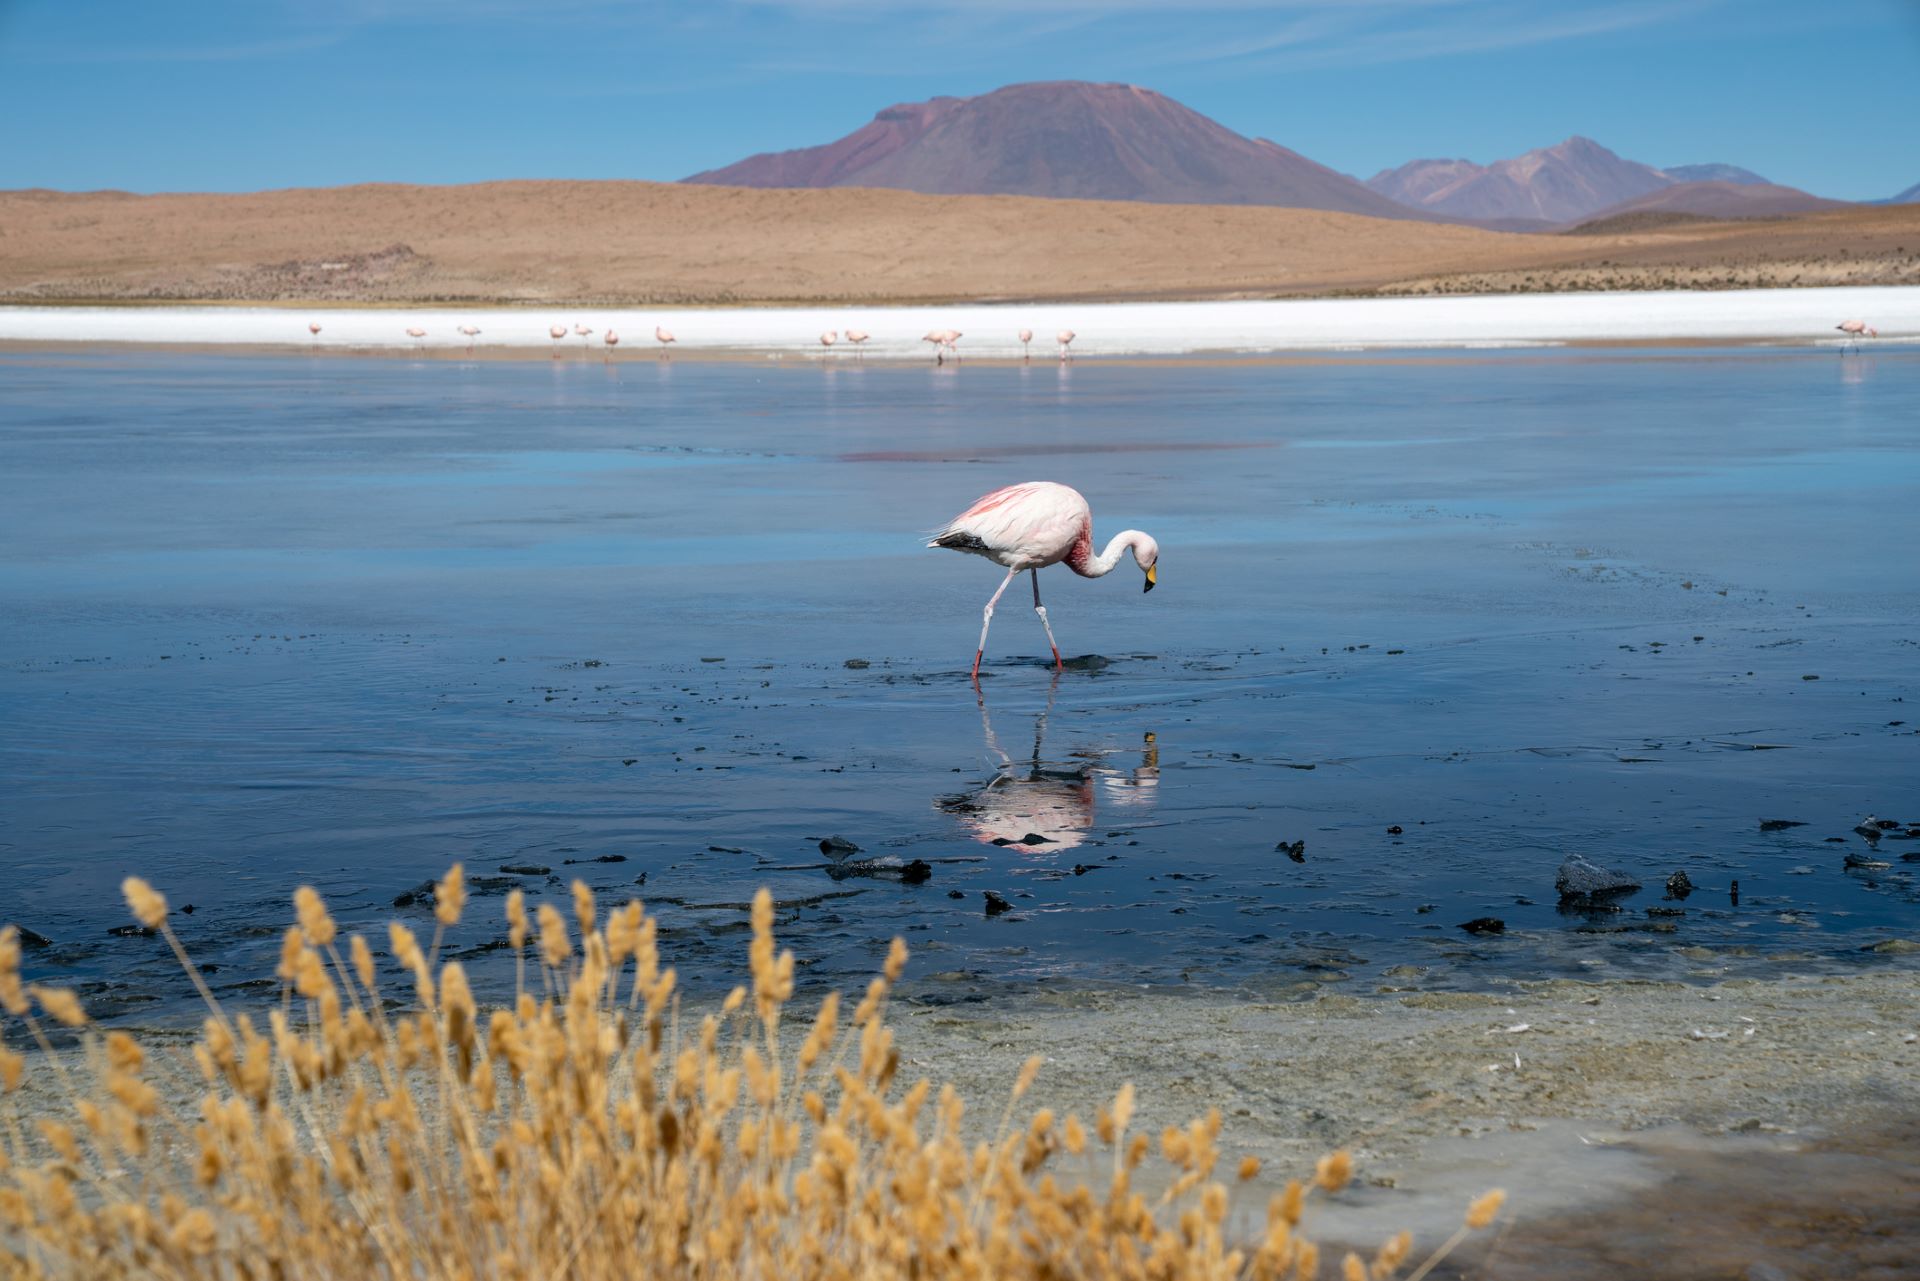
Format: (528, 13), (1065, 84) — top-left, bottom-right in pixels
(1, 182), (1915, 307)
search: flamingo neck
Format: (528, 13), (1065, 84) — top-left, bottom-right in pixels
(1071, 530), (1150, 579)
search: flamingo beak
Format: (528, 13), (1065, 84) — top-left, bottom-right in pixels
(1143, 564), (1157, 593)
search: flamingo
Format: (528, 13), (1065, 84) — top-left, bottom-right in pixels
(575, 323), (594, 351)
(549, 324), (567, 358)
(604, 329), (621, 363)
(405, 326), (427, 350)
(819, 329), (838, 352)
(941, 329), (962, 362)
(1018, 328), (1033, 361)
(1057, 329), (1076, 361)
(307, 321), (322, 347)
(923, 330), (947, 363)
(458, 325), (481, 355)
(1836, 319), (1877, 353)
(845, 329), (869, 358)
(654, 326), (677, 359)
(929, 481), (1159, 683)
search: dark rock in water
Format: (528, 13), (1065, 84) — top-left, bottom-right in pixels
(1824, 836), (1847, 844)
(1646, 906), (1686, 918)
(819, 835), (862, 858)
(1387, 825), (1403, 836)
(1276, 839), (1306, 863)
(15, 926), (54, 949)
(1059, 654), (1112, 671)
(1018, 832), (1052, 846)
(1460, 917), (1505, 935)
(843, 658), (871, 669)
(1730, 879), (1740, 906)
(708, 845), (746, 854)
(1861, 938), (1920, 955)
(1758, 819), (1806, 832)
(499, 863), (550, 875)
(901, 859), (932, 885)
(562, 854), (626, 865)
(1665, 870), (1694, 900)
(947, 889), (966, 900)
(1555, 855), (1641, 903)
(1072, 863), (1097, 875)
(983, 890), (1013, 916)
(1854, 822), (1884, 841)
(1874, 817), (1901, 830)
(393, 880), (435, 908)
(1844, 851), (1892, 870)
(825, 855), (920, 881)
(180, 904), (195, 915)
(107, 924), (156, 939)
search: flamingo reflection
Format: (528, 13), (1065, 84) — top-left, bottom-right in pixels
(937, 684), (1158, 852)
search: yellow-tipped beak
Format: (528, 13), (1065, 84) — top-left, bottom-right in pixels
(1144, 564), (1158, 593)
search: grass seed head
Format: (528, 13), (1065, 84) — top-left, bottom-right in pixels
(121, 878), (168, 930)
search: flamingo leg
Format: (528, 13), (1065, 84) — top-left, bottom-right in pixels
(973, 568), (1018, 683)
(1031, 570), (1061, 672)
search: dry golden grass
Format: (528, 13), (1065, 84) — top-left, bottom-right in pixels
(1, 870), (1503, 1279)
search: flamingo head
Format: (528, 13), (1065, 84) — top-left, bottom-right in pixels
(1134, 534), (1160, 592)
(1869, 327), (1879, 337)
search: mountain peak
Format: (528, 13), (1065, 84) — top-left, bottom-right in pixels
(684, 81), (1424, 219)
(1368, 136), (1673, 223)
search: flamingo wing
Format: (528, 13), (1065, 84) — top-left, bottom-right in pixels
(929, 482), (1088, 568)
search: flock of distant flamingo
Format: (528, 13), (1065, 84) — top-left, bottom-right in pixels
(303, 320), (1084, 362)
(305, 317), (1887, 358)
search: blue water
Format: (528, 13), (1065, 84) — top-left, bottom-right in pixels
(2, 346), (1917, 1019)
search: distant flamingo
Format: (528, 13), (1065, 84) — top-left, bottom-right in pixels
(549, 324), (567, 358)
(1018, 328), (1033, 361)
(1836, 319), (1877, 353)
(575, 323), (594, 351)
(1057, 329), (1076, 361)
(457, 325), (482, 355)
(307, 321), (322, 347)
(923, 331), (947, 363)
(929, 481), (1160, 683)
(655, 326), (676, 359)
(405, 326), (427, 350)
(845, 329), (869, 358)
(604, 329), (621, 362)
(819, 329), (838, 352)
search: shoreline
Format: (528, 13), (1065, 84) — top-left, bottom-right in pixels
(2, 286), (1917, 362)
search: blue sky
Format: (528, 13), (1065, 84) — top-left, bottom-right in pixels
(2, 0), (1915, 200)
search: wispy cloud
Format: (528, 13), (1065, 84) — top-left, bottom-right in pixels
(13, 29), (351, 66)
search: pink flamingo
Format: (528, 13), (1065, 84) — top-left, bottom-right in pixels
(1057, 329), (1076, 362)
(845, 329), (869, 358)
(549, 324), (567, 358)
(457, 324), (481, 355)
(405, 326), (427, 350)
(655, 326), (676, 359)
(1835, 319), (1877, 353)
(923, 330), (947, 363)
(307, 321), (322, 347)
(929, 481), (1160, 683)
(1018, 328), (1034, 361)
(604, 329), (621, 363)
(575, 323), (593, 351)
(819, 329), (838, 352)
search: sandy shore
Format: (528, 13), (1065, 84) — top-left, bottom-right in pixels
(2, 287), (1917, 360)
(893, 965), (1920, 1274)
(3, 182), (1917, 307)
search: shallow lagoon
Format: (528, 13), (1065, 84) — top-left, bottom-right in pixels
(2, 346), (1916, 1017)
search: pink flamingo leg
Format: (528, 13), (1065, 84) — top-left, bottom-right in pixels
(1031, 570), (1061, 671)
(973, 567), (1018, 682)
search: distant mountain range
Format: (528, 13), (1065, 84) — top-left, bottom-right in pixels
(684, 81), (1877, 229)
(685, 81), (1426, 220)
(1881, 181), (1920, 205)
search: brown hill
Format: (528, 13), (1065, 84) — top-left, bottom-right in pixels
(0, 182), (1914, 307)
(1369, 137), (1675, 223)
(1573, 180), (1845, 227)
(685, 81), (1420, 220)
